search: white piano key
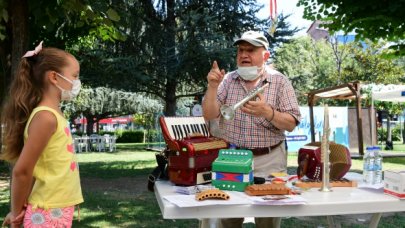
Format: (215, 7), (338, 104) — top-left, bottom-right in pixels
(162, 116), (210, 140)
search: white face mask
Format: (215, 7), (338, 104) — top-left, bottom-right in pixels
(55, 73), (81, 101)
(236, 66), (262, 81)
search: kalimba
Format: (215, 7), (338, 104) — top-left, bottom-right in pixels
(159, 116), (228, 186)
(211, 149), (254, 192)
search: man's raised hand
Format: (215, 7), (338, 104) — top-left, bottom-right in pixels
(207, 61), (225, 88)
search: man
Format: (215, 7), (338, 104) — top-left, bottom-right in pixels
(202, 30), (301, 228)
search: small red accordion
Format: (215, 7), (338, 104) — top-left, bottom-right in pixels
(159, 116), (228, 186)
(297, 142), (352, 180)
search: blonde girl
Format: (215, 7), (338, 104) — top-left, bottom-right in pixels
(1, 42), (83, 227)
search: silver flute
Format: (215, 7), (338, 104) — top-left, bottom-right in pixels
(220, 80), (270, 121)
(319, 104), (332, 192)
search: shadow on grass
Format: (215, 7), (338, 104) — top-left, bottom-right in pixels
(73, 190), (199, 228)
(79, 161), (155, 179)
(115, 143), (157, 152)
(0, 188), (10, 224)
(0, 161), (10, 178)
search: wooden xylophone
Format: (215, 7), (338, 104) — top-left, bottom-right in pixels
(294, 178), (357, 188)
(245, 183), (292, 196)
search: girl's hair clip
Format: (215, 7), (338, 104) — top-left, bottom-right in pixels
(22, 41), (43, 58)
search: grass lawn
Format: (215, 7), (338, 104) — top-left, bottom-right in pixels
(0, 142), (404, 227)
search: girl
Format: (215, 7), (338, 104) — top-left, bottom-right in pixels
(1, 42), (83, 227)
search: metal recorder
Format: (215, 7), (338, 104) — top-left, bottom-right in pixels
(220, 80), (270, 120)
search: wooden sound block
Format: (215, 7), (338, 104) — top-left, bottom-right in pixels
(195, 189), (230, 201)
(245, 183), (292, 196)
(294, 179), (357, 188)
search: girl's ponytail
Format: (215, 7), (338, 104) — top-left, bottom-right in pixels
(1, 57), (40, 162)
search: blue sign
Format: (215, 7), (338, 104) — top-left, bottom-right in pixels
(286, 135), (307, 141)
(285, 107), (349, 152)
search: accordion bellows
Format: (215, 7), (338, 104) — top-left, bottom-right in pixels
(297, 142), (352, 180)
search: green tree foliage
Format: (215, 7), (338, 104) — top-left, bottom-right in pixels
(297, 0), (405, 56)
(274, 36), (335, 104)
(63, 86), (163, 134)
(118, 0), (264, 116)
(0, 0), (123, 105)
(342, 41), (404, 84)
(77, 1), (300, 116)
(266, 13), (301, 53)
(274, 37), (405, 105)
(1, 0), (301, 118)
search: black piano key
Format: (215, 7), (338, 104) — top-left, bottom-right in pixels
(178, 125), (185, 138)
(171, 125), (179, 140)
(176, 125), (184, 139)
(203, 124), (209, 136)
(200, 123), (208, 136)
(196, 124), (202, 135)
(198, 123), (204, 136)
(186, 125), (191, 134)
(183, 125), (189, 136)
(174, 125), (181, 140)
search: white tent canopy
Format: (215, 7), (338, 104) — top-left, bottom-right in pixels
(372, 85), (405, 102)
(370, 84), (405, 145)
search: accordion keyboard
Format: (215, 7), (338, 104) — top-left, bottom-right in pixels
(163, 116), (210, 140)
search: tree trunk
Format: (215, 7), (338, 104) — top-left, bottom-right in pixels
(1, 0), (29, 106)
(0, 40), (10, 106)
(163, 0), (177, 116)
(164, 80), (177, 116)
(86, 115), (95, 135)
(10, 0), (29, 80)
(403, 120), (405, 144)
(96, 121), (100, 133)
(6, 0), (29, 205)
(385, 116), (393, 150)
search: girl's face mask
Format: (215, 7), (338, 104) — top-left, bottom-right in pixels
(55, 72), (81, 101)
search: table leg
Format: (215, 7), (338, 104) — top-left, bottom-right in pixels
(199, 218), (218, 228)
(369, 213), (382, 228)
(326, 216), (341, 228)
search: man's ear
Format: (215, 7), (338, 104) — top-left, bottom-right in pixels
(263, 51), (270, 61)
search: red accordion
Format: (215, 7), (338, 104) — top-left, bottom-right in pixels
(159, 116), (228, 186)
(297, 142), (352, 180)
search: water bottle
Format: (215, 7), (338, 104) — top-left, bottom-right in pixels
(374, 146), (383, 184)
(363, 146), (375, 184)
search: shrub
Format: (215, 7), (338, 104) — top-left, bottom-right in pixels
(145, 129), (162, 143)
(115, 130), (145, 143)
(377, 125), (402, 142)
